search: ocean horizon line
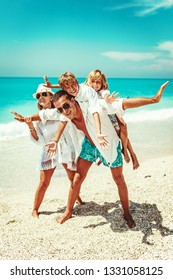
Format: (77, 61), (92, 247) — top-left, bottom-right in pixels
(0, 76), (172, 80)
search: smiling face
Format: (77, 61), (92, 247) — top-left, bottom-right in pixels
(53, 95), (77, 120)
(90, 79), (102, 92)
(36, 91), (53, 109)
(62, 81), (79, 96)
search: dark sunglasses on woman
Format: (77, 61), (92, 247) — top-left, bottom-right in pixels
(36, 92), (48, 99)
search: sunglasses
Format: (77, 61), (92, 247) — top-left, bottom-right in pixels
(36, 92), (48, 99)
(57, 102), (70, 113)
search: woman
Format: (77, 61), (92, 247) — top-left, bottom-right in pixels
(11, 84), (83, 218)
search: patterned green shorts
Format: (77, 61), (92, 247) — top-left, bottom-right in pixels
(79, 137), (123, 168)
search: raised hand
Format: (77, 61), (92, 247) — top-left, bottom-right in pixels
(43, 75), (52, 87)
(10, 110), (25, 122)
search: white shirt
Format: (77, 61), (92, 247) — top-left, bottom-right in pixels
(39, 109), (84, 167)
(79, 98), (125, 165)
(32, 111), (83, 171)
(39, 99), (125, 165)
(97, 89), (110, 99)
(75, 83), (100, 114)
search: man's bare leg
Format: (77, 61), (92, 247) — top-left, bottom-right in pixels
(111, 166), (136, 228)
(122, 81), (169, 110)
(58, 159), (93, 224)
(62, 164), (84, 206)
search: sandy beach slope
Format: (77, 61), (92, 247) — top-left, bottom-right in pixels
(0, 119), (173, 260)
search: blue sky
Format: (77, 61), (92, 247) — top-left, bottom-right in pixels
(1, 0), (173, 78)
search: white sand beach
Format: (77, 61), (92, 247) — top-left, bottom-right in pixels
(0, 119), (173, 260)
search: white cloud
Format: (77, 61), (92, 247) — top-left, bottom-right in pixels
(157, 41), (173, 56)
(101, 51), (158, 61)
(100, 41), (173, 76)
(107, 0), (173, 16)
(129, 58), (173, 73)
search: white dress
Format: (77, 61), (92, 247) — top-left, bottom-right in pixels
(30, 117), (83, 171)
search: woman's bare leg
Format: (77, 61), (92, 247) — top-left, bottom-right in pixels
(32, 168), (55, 218)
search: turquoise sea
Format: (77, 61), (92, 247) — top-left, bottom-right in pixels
(0, 77), (173, 141)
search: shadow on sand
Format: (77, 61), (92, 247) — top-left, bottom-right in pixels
(54, 200), (173, 245)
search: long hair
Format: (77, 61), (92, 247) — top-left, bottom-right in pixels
(85, 69), (109, 90)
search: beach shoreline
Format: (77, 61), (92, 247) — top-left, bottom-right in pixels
(0, 119), (173, 260)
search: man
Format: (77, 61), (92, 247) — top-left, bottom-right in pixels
(48, 81), (168, 227)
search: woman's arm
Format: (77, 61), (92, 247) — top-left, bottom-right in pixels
(10, 111), (39, 141)
(10, 110), (41, 122)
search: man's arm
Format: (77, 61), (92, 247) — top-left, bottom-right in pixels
(46, 121), (68, 157)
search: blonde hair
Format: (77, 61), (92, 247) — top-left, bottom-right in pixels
(85, 69), (108, 90)
(58, 72), (78, 88)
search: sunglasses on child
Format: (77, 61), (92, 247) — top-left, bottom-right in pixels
(57, 102), (70, 113)
(36, 92), (48, 99)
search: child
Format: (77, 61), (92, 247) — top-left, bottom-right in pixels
(43, 72), (109, 154)
(85, 69), (139, 170)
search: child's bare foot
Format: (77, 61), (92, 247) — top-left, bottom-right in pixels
(32, 210), (39, 218)
(131, 153), (140, 170)
(153, 81), (169, 103)
(124, 214), (136, 228)
(57, 211), (73, 224)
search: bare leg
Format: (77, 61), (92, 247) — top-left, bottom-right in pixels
(122, 81), (169, 110)
(117, 121), (130, 163)
(58, 159), (93, 224)
(62, 164), (84, 205)
(127, 139), (140, 169)
(111, 166), (136, 228)
(32, 168), (55, 218)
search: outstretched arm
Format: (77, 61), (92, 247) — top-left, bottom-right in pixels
(46, 121), (68, 157)
(93, 112), (109, 149)
(122, 81), (169, 110)
(10, 110), (40, 122)
(10, 111), (39, 141)
(43, 75), (61, 89)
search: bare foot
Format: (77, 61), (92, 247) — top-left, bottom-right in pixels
(124, 214), (136, 228)
(153, 81), (169, 103)
(32, 210), (39, 218)
(131, 153), (140, 170)
(76, 196), (85, 205)
(57, 211), (73, 224)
